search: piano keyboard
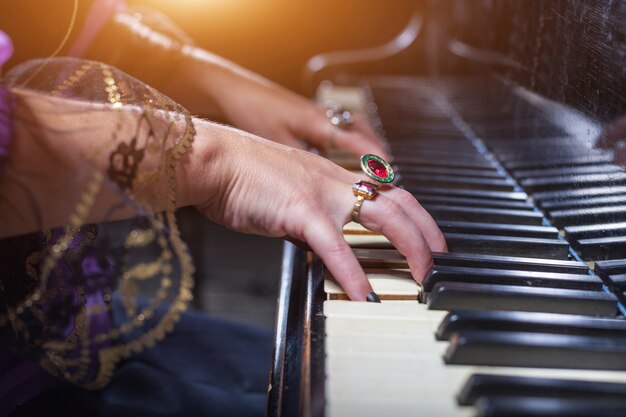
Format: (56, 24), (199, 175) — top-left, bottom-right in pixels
(327, 77), (626, 416)
(325, 301), (626, 417)
(267, 75), (626, 417)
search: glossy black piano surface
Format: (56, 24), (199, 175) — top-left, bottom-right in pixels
(268, 1), (626, 416)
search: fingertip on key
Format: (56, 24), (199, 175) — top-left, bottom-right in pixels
(413, 261), (434, 284)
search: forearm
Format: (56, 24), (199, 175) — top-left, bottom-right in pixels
(159, 46), (278, 118)
(85, 6), (314, 124)
(84, 3), (388, 156)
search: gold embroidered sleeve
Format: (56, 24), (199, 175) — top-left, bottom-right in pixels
(0, 57), (196, 389)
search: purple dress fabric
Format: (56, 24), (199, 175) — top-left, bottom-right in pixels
(0, 29), (51, 417)
(0, 29), (45, 416)
(0, 26), (113, 415)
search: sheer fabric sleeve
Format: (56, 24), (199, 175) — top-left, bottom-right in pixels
(0, 57), (196, 389)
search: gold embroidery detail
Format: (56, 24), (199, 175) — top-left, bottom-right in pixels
(124, 228), (156, 248)
(123, 260), (163, 280)
(51, 63), (93, 97)
(101, 65), (123, 109)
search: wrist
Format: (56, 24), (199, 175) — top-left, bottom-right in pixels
(176, 118), (235, 209)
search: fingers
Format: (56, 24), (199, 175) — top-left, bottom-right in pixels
(300, 180), (444, 296)
(357, 192), (435, 283)
(306, 109), (389, 159)
(381, 187), (448, 253)
(332, 125), (391, 161)
(304, 216), (373, 301)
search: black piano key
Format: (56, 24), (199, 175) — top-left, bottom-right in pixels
(503, 153), (615, 170)
(607, 274), (626, 290)
(437, 221), (558, 239)
(549, 205), (626, 228)
(391, 142), (477, 154)
(455, 109), (538, 123)
(423, 265), (600, 293)
(488, 136), (590, 152)
(401, 175), (516, 192)
(444, 330), (626, 371)
(384, 125), (462, 136)
(386, 131), (463, 141)
(595, 259), (626, 277)
(575, 236), (626, 261)
(459, 374), (626, 407)
(398, 166), (505, 179)
(512, 164), (624, 180)
(521, 173), (626, 193)
(385, 130), (464, 141)
(436, 310), (626, 341)
(389, 138), (471, 147)
(445, 233), (571, 260)
(426, 282), (617, 316)
(420, 196), (533, 210)
(408, 186), (528, 201)
(497, 148), (604, 163)
(393, 155), (494, 170)
(433, 253), (587, 274)
(389, 136), (474, 145)
(398, 150), (486, 161)
(475, 396), (626, 417)
(541, 195), (626, 210)
(564, 222), (626, 240)
(469, 120), (542, 131)
(354, 249), (588, 274)
(533, 186), (626, 203)
(353, 248), (408, 268)
(473, 125), (568, 139)
(465, 107), (535, 117)
(424, 206), (544, 225)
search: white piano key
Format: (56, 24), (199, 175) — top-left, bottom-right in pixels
(344, 233), (394, 248)
(327, 400), (474, 417)
(343, 222), (376, 234)
(324, 270), (420, 298)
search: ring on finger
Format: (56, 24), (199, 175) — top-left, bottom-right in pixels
(360, 153), (394, 184)
(351, 180), (379, 223)
(326, 105), (354, 129)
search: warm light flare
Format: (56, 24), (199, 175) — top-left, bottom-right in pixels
(139, 0), (254, 17)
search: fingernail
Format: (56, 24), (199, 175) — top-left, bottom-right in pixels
(366, 292), (381, 303)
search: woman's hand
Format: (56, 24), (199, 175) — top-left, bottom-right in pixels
(4, 89), (445, 300)
(162, 48), (389, 159)
(181, 119), (446, 301)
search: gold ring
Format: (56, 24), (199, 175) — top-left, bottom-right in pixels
(351, 180), (379, 223)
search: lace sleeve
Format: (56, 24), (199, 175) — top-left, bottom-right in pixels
(0, 57), (196, 389)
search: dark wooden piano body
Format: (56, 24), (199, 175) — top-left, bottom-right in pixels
(268, 1), (626, 416)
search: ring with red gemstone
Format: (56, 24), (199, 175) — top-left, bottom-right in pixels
(360, 154), (394, 184)
(351, 180), (379, 223)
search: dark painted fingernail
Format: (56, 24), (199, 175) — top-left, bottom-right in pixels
(366, 292), (381, 303)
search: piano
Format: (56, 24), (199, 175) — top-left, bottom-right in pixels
(268, 1), (626, 416)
